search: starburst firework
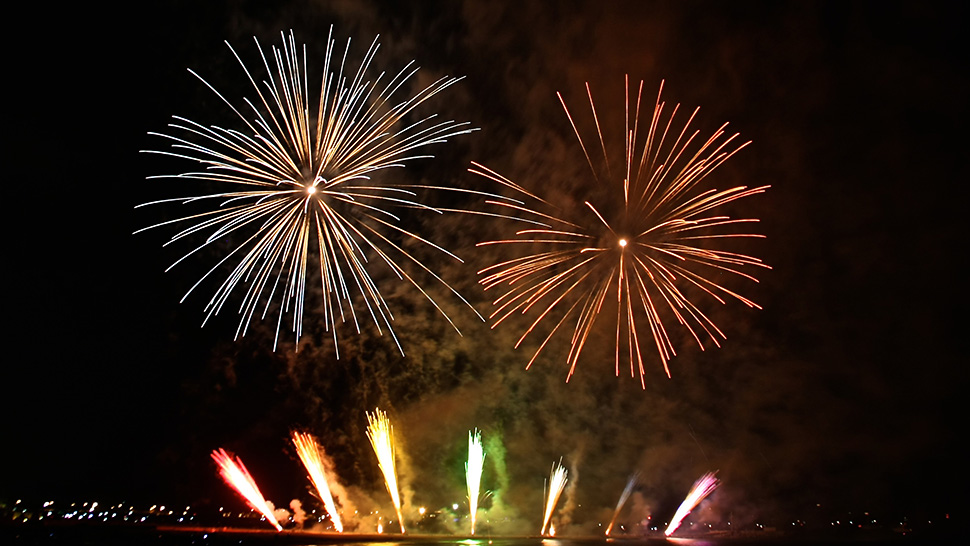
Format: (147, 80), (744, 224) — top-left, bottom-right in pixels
(137, 29), (478, 351)
(473, 78), (769, 386)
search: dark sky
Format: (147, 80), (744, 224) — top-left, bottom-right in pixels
(4, 0), (965, 533)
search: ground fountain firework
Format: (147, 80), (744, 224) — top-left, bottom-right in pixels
(605, 472), (639, 536)
(465, 429), (486, 535)
(366, 408), (405, 533)
(291, 431), (343, 531)
(210, 448), (282, 531)
(540, 459), (568, 536)
(664, 471), (720, 536)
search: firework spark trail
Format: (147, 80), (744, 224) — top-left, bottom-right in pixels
(137, 28), (481, 352)
(473, 78), (769, 386)
(210, 448), (283, 531)
(605, 472), (639, 536)
(366, 408), (405, 533)
(465, 429), (486, 535)
(540, 459), (568, 536)
(664, 471), (719, 536)
(292, 431), (343, 532)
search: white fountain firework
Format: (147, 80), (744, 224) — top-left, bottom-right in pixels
(465, 429), (486, 535)
(540, 459), (568, 536)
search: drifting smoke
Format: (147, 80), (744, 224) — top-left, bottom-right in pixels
(289, 499), (306, 528)
(268, 501), (291, 529)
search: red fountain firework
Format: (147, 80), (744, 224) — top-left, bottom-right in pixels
(473, 78), (769, 386)
(605, 472), (639, 536)
(210, 448), (283, 531)
(291, 431), (343, 532)
(540, 459), (568, 536)
(664, 471), (719, 536)
(366, 408), (406, 533)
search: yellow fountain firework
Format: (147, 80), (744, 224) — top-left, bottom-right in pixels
(366, 408), (405, 533)
(292, 431), (343, 532)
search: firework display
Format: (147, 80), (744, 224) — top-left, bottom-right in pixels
(664, 471), (720, 536)
(605, 472), (639, 536)
(366, 408), (406, 533)
(138, 29), (478, 351)
(540, 459), (568, 536)
(292, 431), (343, 531)
(210, 448), (283, 531)
(474, 78), (769, 386)
(465, 429), (486, 535)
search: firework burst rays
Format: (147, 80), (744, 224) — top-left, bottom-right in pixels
(137, 29), (480, 352)
(474, 78), (770, 387)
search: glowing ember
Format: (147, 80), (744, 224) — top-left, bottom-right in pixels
(292, 431), (343, 532)
(465, 429), (486, 535)
(540, 459), (568, 536)
(664, 471), (720, 536)
(210, 448), (282, 531)
(605, 473), (639, 536)
(366, 408), (405, 533)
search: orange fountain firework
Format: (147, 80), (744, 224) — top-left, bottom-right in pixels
(664, 471), (719, 536)
(366, 408), (405, 533)
(540, 459), (568, 536)
(291, 431), (343, 532)
(473, 78), (769, 386)
(210, 448), (283, 531)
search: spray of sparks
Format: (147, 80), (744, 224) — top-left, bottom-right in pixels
(366, 408), (405, 533)
(473, 78), (769, 386)
(540, 459), (568, 536)
(664, 471), (720, 536)
(605, 472), (639, 536)
(210, 448), (283, 531)
(137, 29), (480, 352)
(465, 429), (486, 535)
(291, 431), (343, 532)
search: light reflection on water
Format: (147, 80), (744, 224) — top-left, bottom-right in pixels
(293, 539), (721, 546)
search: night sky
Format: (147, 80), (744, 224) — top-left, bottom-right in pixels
(4, 0), (965, 533)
